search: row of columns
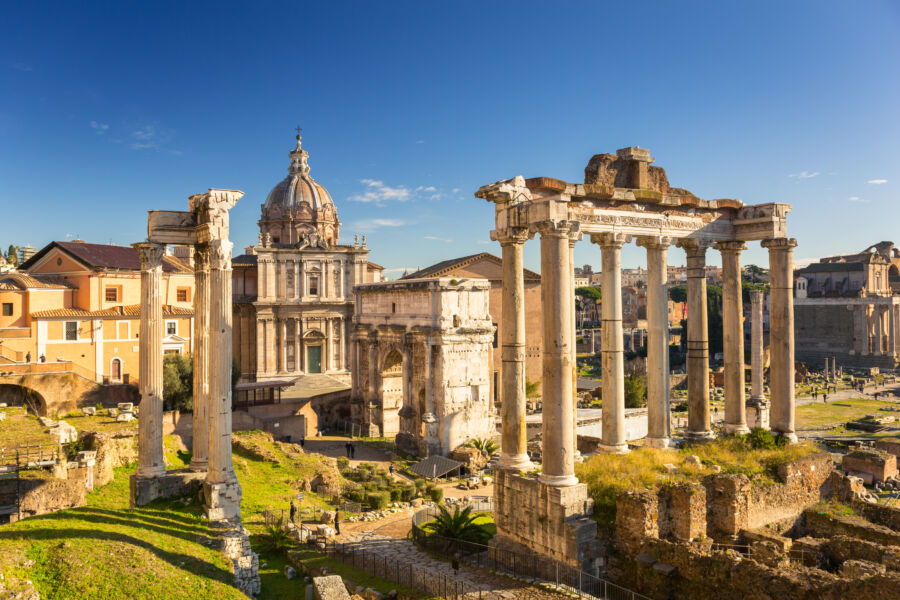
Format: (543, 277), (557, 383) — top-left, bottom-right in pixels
(256, 315), (347, 374)
(258, 257), (346, 301)
(134, 239), (239, 488)
(850, 303), (900, 357)
(494, 221), (799, 487)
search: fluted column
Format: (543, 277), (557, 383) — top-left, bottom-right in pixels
(568, 231), (583, 461)
(749, 290), (767, 403)
(763, 237), (798, 443)
(680, 239), (713, 439)
(536, 220), (579, 485)
(892, 304), (899, 357)
(279, 318), (287, 372)
(638, 236), (672, 448)
(190, 243), (210, 472)
(717, 241), (749, 435)
(874, 306), (884, 356)
(493, 227), (533, 471)
(861, 306), (870, 355)
(595, 232), (630, 453)
(134, 242), (166, 479)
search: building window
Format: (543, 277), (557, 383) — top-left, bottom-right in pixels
(176, 288), (190, 302)
(164, 349), (180, 355)
(1, 303), (12, 317)
(309, 275), (319, 296)
(65, 321), (78, 341)
(492, 322), (498, 348)
(111, 358), (122, 381)
(392, 302), (396, 314)
(105, 287), (118, 302)
(166, 321), (177, 336)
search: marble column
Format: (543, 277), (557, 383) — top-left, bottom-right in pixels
(294, 318), (302, 372)
(763, 237), (798, 443)
(536, 220), (579, 485)
(892, 304), (900, 357)
(205, 238), (242, 518)
(874, 306), (884, 356)
(280, 318), (288, 372)
(265, 319), (276, 374)
(749, 290), (767, 403)
(717, 241), (749, 435)
(568, 231), (582, 461)
(861, 306), (870, 355)
(494, 227), (533, 471)
(680, 239), (713, 439)
(134, 242), (166, 479)
(638, 236), (672, 448)
(595, 232), (630, 453)
(326, 318), (334, 372)
(190, 243), (210, 472)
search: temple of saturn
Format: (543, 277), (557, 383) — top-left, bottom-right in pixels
(477, 147), (797, 569)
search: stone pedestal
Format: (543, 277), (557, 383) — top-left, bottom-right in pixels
(491, 469), (599, 571)
(746, 399), (770, 430)
(203, 480), (243, 521)
(130, 470), (205, 507)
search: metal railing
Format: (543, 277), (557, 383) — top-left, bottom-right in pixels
(0, 444), (61, 469)
(710, 542), (817, 566)
(410, 503), (651, 600)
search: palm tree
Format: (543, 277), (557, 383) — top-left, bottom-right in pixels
(466, 438), (498, 456)
(423, 505), (493, 545)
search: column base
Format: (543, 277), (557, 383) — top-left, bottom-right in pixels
(497, 453), (535, 472)
(135, 465), (166, 480)
(774, 431), (799, 444)
(189, 458), (208, 473)
(130, 470), (205, 508)
(644, 436), (672, 449)
(538, 473), (580, 487)
(203, 479), (243, 521)
(596, 442), (630, 454)
(723, 423), (751, 435)
(684, 430), (716, 441)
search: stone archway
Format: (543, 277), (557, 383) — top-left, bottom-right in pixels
(379, 348), (403, 437)
(0, 383), (46, 416)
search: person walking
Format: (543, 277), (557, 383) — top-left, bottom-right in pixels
(300, 436), (305, 449)
(389, 464), (395, 478)
(350, 443), (356, 459)
(345, 442), (351, 458)
(25, 352), (31, 363)
(334, 509), (341, 536)
(39, 354), (45, 363)
(289, 499), (297, 525)
(823, 393), (828, 403)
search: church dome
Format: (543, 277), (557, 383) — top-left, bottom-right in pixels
(259, 132), (341, 247)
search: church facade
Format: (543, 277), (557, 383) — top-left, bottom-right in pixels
(232, 133), (382, 384)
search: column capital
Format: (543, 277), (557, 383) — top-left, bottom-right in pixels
(133, 242), (165, 270)
(491, 227), (532, 246)
(676, 238), (715, 254)
(533, 219), (578, 238)
(208, 239), (234, 270)
(761, 237), (798, 251)
(749, 289), (765, 303)
(590, 232), (631, 248)
(194, 243), (210, 271)
(714, 240), (748, 253)
(636, 235), (675, 250)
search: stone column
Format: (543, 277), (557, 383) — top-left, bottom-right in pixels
(341, 318), (348, 370)
(717, 241), (749, 435)
(568, 231), (582, 461)
(294, 318), (302, 372)
(536, 220), (579, 485)
(326, 318), (334, 372)
(279, 261), (286, 299)
(205, 238), (242, 519)
(763, 238), (798, 443)
(874, 306), (884, 356)
(594, 232), (630, 453)
(190, 243), (210, 472)
(134, 242), (166, 480)
(265, 319), (276, 374)
(680, 239), (713, 439)
(861, 306), (870, 355)
(280, 318), (287, 372)
(638, 236), (672, 448)
(493, 227), (533, 471)
(749, 290), (767, 402)
(892, 304), (900, 357)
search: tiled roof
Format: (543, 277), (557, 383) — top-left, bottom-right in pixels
(0, 273), (73, 290)
(31, 304), (193, 319)
(233, 254), (258, 266)
(367, 261), (384, 270)
(402, 252), (540, 281)
(21, 241), (192, 273)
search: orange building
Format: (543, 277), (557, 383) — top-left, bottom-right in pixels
(0, 241), (195, 383)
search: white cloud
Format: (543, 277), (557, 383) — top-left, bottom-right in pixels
(349, 179), (412, 205)
(867, 179), (888, 185)
(350, 218), (409, 231)
(848, 196), (869, 203)
(789, 171), (819, 179)
(415, 140), (425, 144)
(416, 186), (437, 193)
(127, 123), (176, 152)
(424, 235), (452, 243)
(452, 188), (461, 194)
(90, 120), (109, 134)
(10, 62), (32, 72)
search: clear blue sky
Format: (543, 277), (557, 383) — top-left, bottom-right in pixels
(1, 1), (898, 276)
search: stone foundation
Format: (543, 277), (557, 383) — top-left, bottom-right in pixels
(491, 469), (599, 571)
(215, 518), (261, 597)
(129, 470), (205, 507)
(745, 399), (770, 430)
(203, 480), (243, 521)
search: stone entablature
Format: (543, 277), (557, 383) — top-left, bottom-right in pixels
(351, 277), (495, 456)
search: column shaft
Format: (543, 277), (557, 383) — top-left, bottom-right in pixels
(682, 241), (713, 439)
(749, 290), (766, 401)
(569, 234), (582, 461)
(596, 233), (629, 453)
(495, 229), (533, 471)
(763, 237), (798, 442)
(190, 244), (210, 472)
(862, 306), (870, 355)
(640, 237), (671, 447)
(134, 242), (166, 479)
(537, 221), (579, 485)
(280, 318), (288, 372)
(718, 242), (749, 434)
(874, 306), (884, 355)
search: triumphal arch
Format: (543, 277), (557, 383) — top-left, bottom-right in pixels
(477, 147), (796, 570)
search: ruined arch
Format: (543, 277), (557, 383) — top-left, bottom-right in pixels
(0, 383), (47, 416)
(378, 348), (404, 438)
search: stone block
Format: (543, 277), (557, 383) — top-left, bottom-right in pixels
(874, 438), (900, 459)
(839, 559), (886, 579)
(49, 421), (78, 444)
(108, 408), (118, 417)
(661, 483), (706, 542)
(842, 449), (898, 484)
(203, 480), (242, 521)
(117, 402), (134, 413)
(616, 491), (659, 553)
(312, 575), (351, 600)
(82, 407), (96, 416)
(130, 470), (205, 507)
(116, 412), (134, 423)
(828, 471), (867, 502)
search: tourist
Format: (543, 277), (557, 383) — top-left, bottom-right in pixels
(289, 499), (297, 524)
(389, 464), (395, 478)
(813, 389), (818, 400)
(39, 354), (45, 363)
(334, 509), (341, 535)
(25, 352), (31, 363)
(823, 393), (827, 403)
(299, 437), (305, 449)
(345, 442), (351, 458)
(350, 443), (356, 459)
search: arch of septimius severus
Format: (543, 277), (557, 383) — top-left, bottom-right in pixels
(478, 147), (797, 569)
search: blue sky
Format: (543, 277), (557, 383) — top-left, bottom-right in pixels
(1, 1), (898, 276)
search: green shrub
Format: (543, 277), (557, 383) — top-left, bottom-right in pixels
(367, 491), (390, 510)
(389, 487), (403, 502)
(428, 487), (444, 503)
(336, 456), (350, 471)
(747, 428), (777, 450)
(257, 520), (293, 553)
(414, 478), (427, 490)
(673, 401), (689, 413)
(400, 485), (416, 502)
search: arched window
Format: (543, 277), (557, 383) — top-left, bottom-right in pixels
(111, 358), (122, 381)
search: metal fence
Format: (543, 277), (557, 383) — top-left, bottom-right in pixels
(710, 542), (817, 566)
(410, 503), (651, 600)
(323, 539), (484, 599)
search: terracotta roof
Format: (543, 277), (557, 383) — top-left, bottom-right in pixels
(21, 241), (192, 273)
(367, 261), (384, 271)
(402, 252), (540, 281)
(0, 273), (73, 290)
(32, 304), (193, 319)
(233, 254), (258, 266)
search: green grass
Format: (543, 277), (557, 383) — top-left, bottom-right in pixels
(575, 437), (821, 525)
(797, 398), (897, 428)
(0, 407), (53, 449)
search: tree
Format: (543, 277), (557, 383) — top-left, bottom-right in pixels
(6, 245), (18, 266)
(623, 370), (647, 408)
(525, 379), (541, 398)
(163, 353), (193, 411)
(669, 285), (687, 303)
(575, 286), (602, 301)
(423, 504), (494, 545)
(466, 438), (498, 455)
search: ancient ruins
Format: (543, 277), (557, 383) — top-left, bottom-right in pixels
(478, 147), (798, 568)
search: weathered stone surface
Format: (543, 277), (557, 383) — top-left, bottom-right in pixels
(320, 510), (336, 524)
(840, 559), (887, 579)
(313, 575), (351, 600)
(48, 420), (77, 444)
(449, 446), (489, 472)
(129, 470), (204, 507)
(875, 438), (900, 459)
(843, 449), (898, 484)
